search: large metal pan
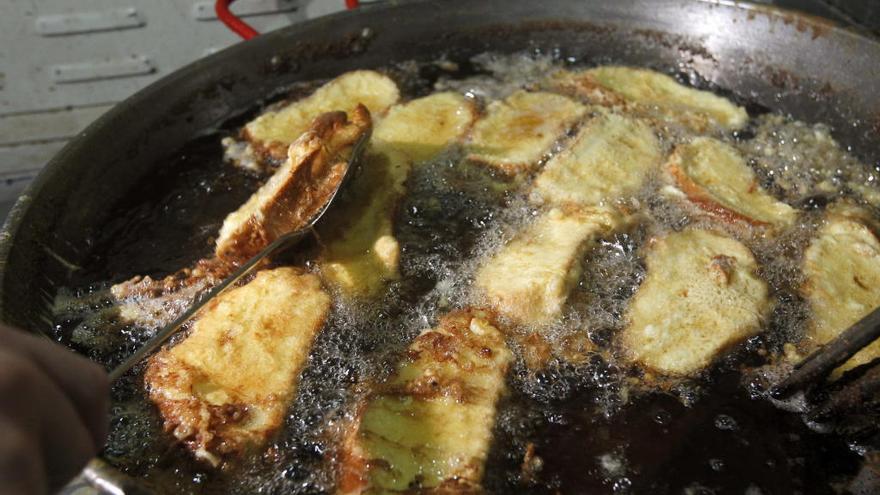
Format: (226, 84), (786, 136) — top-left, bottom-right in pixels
(1, 0), (879, 492)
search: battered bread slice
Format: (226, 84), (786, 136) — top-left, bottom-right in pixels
(664, 137), (796, 227)
(802, 214), (880, 377)
(531, 110), (661, 207)
(317, 148), (410, 298)
(144, 267), (331, 466)
(548, 66), (748, 132)
(318, 92), (477, 296)
(474, 207), (623, 326)
(241, 70), (398, 162)
(110, 258), (233, 330)
(621, 229), (771, 376)
(338, 309), (512, 494)
(467, 90), (586, 174)
(216, 106), (372, 262)
(371, 91), (477, 163)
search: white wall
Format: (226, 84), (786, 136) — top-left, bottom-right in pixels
(0, 0), (353, 215)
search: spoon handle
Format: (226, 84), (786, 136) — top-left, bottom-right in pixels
(107, 228), (309, 382)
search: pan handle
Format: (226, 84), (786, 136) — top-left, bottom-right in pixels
(81, 458), (154, 495)
(215, 0), (259, 40)
(215, 0), (361, 40)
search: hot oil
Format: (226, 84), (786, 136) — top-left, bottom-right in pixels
(48, 52), (879, 493)
(740, 114), (880, 210)
(75, 135), (262, 286)
(486, 371), (860, 494)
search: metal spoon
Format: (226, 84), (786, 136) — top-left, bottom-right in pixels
(107, 132), (369, 382)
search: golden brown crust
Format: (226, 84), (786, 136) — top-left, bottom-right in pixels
(216, 106), (372, 263)
(549, 70), (629, 107)
(466, 91), (586, 174)
(663, 138), (796, 228)
(109, 258), (236, 329)
(666, 161), (768, 227)
(474, 207), (624, 326)
(801, 212), (880, 377)
(620, 229), (771, 376)
(111, 258), (232, 300)
(144, 267), (331, 466)
(146, 355), (255, 459)
(239, 70), (399, 164)
(546, 66), (748, 132)
(529, 109), (661, 208)
(338, 309), (511, 494)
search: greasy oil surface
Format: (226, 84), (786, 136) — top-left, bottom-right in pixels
(50, 52), (880, 494)
(489, 374), (852, 494)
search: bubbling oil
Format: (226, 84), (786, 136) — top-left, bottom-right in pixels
(50, 51), (879, 493)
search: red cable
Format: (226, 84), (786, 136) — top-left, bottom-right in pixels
(215, 0), (259, 40)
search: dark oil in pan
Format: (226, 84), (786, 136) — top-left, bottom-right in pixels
(485, 369), (860, 494)
(49, 51), (880, 494)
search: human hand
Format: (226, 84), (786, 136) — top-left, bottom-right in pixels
(0, 325), (109, 494)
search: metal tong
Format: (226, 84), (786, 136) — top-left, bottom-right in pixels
(772, 304), (880, 419)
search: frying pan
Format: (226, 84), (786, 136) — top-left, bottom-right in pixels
(1, 0), (879, 492)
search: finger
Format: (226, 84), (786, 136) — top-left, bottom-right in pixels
(0, 350), (97, 492)
(0, 418), (46, 495)
(36, 375), (97, 492)
(0, 326), (109, 450)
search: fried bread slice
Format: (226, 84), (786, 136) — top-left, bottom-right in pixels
(548, 66), (748, 132)
(317, 148), (409, 298)
(802, 214), (880, 377)
(318, 93), (477, 296)
(241, 70), (398, 162)
(621, 229), (771, 376)
(474, 207), (623, 326)
(338, 309), (512, 494)
(144, 267), (331, 466)
(467, 90), (586, 174)
(216, 106), (372, 262)
(372, 91), (477, 163)
(531, 110), (661, 207)
(110, 258), (233, 330)
(664, 137), (796, 227)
